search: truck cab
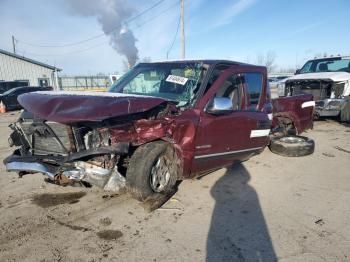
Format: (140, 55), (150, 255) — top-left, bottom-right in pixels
(4, 60), (314, 202)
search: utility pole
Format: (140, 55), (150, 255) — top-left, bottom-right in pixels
(12, 36), (16, 54)
(180, 0), (185, 59)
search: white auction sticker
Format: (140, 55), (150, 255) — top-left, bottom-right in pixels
(166, 75), (188, 85)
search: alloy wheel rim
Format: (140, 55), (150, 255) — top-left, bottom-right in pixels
(280, 136), (304, 143)
(150, 155), (171, 192)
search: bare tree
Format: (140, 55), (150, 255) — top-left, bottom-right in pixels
(256, 51), (276, 73)
(265, 51), (276, 73)
(277, 67), (295, 73)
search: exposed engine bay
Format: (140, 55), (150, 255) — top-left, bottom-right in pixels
(5, 100), (178, 193)
(285, 79), (345, 100)
(285, 79), (350, 119)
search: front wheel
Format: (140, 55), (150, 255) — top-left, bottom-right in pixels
(126, 141), (179, 202)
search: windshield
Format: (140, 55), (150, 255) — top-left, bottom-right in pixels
(2, 87), (19, 95)
(109, 62), (205, 107)
(300, 57), (350, 73)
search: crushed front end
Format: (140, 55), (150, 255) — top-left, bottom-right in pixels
(285, 79), (349, 118)
(3, 90), (182, 192)
(4, 111), (129, 193)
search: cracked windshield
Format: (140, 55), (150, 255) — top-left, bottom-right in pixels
(109, 62), (204, 107)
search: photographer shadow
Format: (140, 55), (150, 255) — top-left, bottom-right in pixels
(206, 163), (277, 262)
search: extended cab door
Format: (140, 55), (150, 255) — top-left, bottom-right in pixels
(191, 65), (271, 174)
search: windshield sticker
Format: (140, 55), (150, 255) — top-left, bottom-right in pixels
(166, 75), (188, 85)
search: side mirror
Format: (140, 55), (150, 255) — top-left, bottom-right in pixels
(206, 97), (233, 115)
(295, 69), (301, 74)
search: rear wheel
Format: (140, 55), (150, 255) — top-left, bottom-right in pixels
(126, 141), (179, 202)
(269, 135), (315, 157)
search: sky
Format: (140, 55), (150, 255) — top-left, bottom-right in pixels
(0, 0), (349, 75)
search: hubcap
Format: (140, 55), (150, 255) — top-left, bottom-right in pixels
(280, 136), (304, 144)
(150, 155), (171, 192)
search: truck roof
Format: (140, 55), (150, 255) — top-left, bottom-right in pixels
(139, 59), (260, 68)
(309, 55), (350, 61)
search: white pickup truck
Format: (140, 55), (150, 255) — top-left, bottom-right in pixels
(278, 55), (350, 122)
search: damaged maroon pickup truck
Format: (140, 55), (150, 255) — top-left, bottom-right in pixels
(4, 60), (315, 201)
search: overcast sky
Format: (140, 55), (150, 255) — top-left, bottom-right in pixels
(0, 0), (349, 75)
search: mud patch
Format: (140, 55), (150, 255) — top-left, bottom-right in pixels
(99, 217), (112, 226)
(97, 230), (123, 240)
(334, 146), (350, 154)
(47, 215), (91, 232)
(322, 152), (335, 157)
(32, 192), (87, 208)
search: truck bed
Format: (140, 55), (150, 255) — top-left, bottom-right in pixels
(272, 94), (314, 134)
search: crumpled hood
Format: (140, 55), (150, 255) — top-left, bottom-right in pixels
(287, 71), (350, 82)
(18, 91), (168, 123)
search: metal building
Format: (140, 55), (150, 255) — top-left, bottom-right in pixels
(0, 48), (61, 89)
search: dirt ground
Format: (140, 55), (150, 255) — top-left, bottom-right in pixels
(0, 111), (349, 262)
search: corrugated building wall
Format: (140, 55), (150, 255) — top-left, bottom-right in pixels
(0, 49), (60, 88)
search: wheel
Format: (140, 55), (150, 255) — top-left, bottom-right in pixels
(340, 100), (350, 122)
(269, 135), (314, 157)
(126, 141), (179, 202)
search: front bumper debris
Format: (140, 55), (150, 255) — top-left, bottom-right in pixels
(3, 153), (126, 193)
(315, 98), (345, 117)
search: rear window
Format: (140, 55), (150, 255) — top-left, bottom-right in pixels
(0, 81), (29, 93)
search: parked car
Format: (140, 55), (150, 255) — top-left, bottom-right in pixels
(3, 60), (314, 202)
(278, 55), (350, 121)
(0, 86), (53, 111)
(268, 76), (290, 83)
(0, 80), (29, 94)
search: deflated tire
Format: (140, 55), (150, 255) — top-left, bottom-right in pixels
(269, 135), (315, 157)
(126, 141), (178, 202)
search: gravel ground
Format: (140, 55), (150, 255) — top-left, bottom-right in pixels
(0, 111), (349, 262)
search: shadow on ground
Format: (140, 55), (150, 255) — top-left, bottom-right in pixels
(206, 163), (277, 262)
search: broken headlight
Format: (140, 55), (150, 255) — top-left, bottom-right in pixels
(84, 129), (111, 149)
(332, 82), (345, 98)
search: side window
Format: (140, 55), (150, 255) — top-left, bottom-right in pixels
(19, 88), (30, 94)
(245, 72), (263, 109)
(214, 74), (243, 110)
(13, 88), (25, 95)
(203, 64), (230, 95)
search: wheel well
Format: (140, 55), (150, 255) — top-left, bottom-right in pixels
(119, 140), (182, 177)
(274, 116), (297, 135)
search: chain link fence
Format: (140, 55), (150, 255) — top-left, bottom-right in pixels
(58, 75), (120, 91)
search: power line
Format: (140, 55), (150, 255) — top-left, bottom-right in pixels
(125, 0), (167, 25)
(166, 7), (181, 59)
(133, 1), (179, 29)
(16, 41), (109, 57)
(16, 1), (180, 57)
(16, 0), (168, 48)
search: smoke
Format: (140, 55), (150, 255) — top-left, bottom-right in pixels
(66, 0), (139, 67)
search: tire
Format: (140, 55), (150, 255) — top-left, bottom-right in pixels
(269, 135), (314, 157)
(340, 100), (350, 122)
(126, 141), (179, 202)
